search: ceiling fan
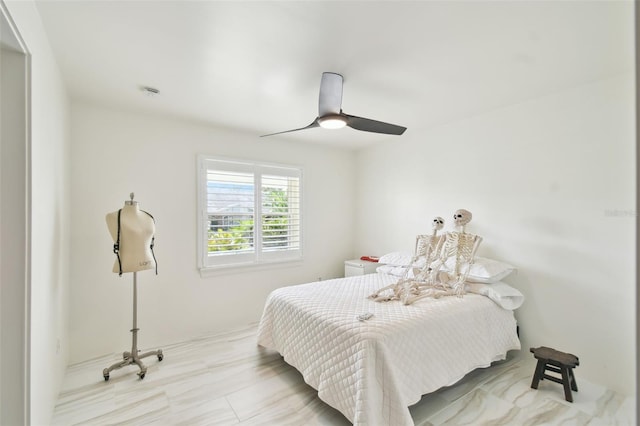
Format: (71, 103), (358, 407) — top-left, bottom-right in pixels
(261, 72), (407, 137)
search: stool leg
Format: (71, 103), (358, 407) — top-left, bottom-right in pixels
(569, 368), (578, 392)
(561, 367), (573, 402)
(531, 360), (545, 389)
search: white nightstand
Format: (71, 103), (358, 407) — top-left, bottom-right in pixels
(344, 259), (379, 277)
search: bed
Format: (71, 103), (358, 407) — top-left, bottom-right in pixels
(257, 271), (521, 425)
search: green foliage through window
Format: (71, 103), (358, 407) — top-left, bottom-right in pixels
(208, 188), (291, 252)
(207, 219), (254, 252)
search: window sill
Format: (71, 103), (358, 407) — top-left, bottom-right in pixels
(199, 258), (304, 278)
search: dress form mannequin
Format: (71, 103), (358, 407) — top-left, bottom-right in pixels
(106, 197), (156, 275)
(103, 193), (162, 380)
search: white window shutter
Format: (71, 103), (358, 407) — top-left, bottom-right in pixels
(198, 156), (302, 270)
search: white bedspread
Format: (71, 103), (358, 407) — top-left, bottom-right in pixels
(257, 273), (521, 425)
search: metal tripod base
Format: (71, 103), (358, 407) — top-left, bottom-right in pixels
(102, 272), (164, 381)
(102, 329), (163, 380)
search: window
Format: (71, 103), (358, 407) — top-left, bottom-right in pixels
(197, 156), (302, 270)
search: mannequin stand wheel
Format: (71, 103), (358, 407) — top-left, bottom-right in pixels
(102, 272), (163, 381)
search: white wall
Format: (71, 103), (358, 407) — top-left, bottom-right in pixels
(4, 0), (71, 424)
(355, 72), (635, 395)
(69, 102), (355, 363)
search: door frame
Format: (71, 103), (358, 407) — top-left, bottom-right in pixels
(0, 1), (31, 424)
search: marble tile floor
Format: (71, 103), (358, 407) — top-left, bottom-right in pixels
(53, 324), (635, 425)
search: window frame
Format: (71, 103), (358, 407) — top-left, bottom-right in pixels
(197, 155), (303, 274)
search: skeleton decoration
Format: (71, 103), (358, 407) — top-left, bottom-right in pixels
(453, 209), (472, 231)
(368, 217), (445, 303)
(411, 217), (445, 283)
(370, 209), (482, 305)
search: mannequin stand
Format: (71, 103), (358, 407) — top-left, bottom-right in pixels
(103, 272), (163, 380)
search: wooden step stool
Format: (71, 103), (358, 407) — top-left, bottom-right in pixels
(530, 346), (579, 402)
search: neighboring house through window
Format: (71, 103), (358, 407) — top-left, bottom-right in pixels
(197, 155), (302, 271)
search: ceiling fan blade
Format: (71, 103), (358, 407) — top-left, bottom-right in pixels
(344, 114), (407, 135)
(318, 72), (343, 116)
(260, 119), (320, 137)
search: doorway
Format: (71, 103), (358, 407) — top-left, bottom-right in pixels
(0, 2), (30, 424)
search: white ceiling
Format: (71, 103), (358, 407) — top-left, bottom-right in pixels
(34, 0), (633, 149)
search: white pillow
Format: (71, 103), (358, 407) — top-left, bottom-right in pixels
(441, 256), (516, 283)
(376, 264), (408, 277)
(378, 251), (413, 266)
(465, 282), (524, 310)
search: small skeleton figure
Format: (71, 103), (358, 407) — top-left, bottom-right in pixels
(404, 209), (482, 304)
(433, 216), (445, 230)
(368, 216), (445, 303)
(410, 217), (445, 283)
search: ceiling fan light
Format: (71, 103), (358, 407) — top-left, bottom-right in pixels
(318, 115), (347, 129)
